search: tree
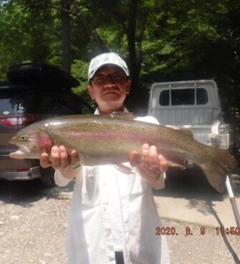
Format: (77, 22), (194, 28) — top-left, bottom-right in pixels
(1, 0), (240, 119)
(78, 0), (160, 111)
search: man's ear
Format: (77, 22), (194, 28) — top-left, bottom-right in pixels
(126, 79), (131, 94)
(87, 85), (94, 99)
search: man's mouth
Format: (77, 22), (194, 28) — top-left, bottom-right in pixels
(103, 91), (120, 96)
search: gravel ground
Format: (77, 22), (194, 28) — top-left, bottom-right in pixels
(164, 220), (240, 264)
(0, 180), (69, 264)
(0, 179), (239, 264)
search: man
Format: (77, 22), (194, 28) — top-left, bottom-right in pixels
(40, 52), (170, 264)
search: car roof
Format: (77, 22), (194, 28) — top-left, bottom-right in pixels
(4, 62), (80, 89)
(0, 81), (41, 90)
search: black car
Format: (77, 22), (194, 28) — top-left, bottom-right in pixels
(0, 62), (93, 186)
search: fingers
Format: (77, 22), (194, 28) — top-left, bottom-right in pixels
(39, 146), (79, 170)
(131, 143), (169, 172)
(51, 146), (67, 169)
(40, 152), (51, 168)
(141, 144), (159, 170)
(69, 150), (79, 167)
(130, 151), (138, 167)
(158, 154), (169, 172)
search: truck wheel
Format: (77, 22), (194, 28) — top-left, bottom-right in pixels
(39, 167), (56, 187)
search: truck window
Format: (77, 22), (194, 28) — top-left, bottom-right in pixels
(172, 89), (194, 105)
(159, 88), (208, 106)
(159, 90), (169, 106)
(196, 88), (208, 104)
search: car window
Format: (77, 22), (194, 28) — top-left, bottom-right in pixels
(0, 88), (93, 118)
(25, 90), (93, 116)
(0, 89), (27, 115)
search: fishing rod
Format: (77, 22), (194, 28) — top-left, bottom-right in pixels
(226, 175), (240, 227)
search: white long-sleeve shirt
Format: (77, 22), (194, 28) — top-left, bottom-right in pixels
(54, 114), (170, 264)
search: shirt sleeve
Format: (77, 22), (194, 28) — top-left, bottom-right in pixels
(150, 172), (166, 190)
(54, 169), (73, 187)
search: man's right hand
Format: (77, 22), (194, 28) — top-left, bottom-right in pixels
(40, 146), (80, 179)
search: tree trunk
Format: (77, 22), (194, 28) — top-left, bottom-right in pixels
(61, 0), (71, 73)
(126, 0), (140, 111)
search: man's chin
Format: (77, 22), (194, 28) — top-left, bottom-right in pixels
(100, 98), (125, 111)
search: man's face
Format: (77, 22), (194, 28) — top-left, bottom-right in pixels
(87, 65), (131, 113)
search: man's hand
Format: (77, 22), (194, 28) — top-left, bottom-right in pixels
(40, 146), (80, 179)
(130, 143), (169, 186)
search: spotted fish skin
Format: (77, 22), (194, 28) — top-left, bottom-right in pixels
(9, 114), (237, 193)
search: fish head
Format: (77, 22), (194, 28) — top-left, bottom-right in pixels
(9, 123), (53, 159)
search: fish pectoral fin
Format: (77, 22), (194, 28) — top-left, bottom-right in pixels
(114, 164), (134, 174)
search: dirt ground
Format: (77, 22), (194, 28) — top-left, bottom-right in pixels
(0, 179), (239, 264)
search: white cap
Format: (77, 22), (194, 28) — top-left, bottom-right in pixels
(88, 52), (129, 81)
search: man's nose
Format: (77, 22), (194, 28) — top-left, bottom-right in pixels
(104, 77), (117, 87)
(105, 75), (117, 84)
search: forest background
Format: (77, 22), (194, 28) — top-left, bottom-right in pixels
(1, 0), (240, 149)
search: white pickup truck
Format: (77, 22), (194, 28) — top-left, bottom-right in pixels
(147, 79), (230, 150)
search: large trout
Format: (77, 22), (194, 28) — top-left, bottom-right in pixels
(9, 114), (237, 193)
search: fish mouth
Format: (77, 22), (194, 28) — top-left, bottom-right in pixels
(9, 149), (26, 159)
(9, 144), (31, 159)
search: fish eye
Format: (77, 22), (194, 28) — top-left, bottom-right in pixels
(19, 135), (27, 142)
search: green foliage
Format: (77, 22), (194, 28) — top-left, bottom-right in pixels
(71, 59), (88, 94)
(1, 0), (240, 117)
(0, 0), (52, 68)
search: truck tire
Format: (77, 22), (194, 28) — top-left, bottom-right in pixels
(39, 167), (56, 187)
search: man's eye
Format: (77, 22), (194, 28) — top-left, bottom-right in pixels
(92, 74), (125, 85)
(112, 75), (124, 81)
(95, 77), (105, 83)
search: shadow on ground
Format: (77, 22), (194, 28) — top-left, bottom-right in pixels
(0, 179), (74, 206)
(154, 167), (240, 228)
(154, 167), (240, 201)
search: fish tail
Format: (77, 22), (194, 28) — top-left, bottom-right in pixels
(198, 148), (237, 193)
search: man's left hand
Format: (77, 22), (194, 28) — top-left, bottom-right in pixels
(129, 143), (169, 186)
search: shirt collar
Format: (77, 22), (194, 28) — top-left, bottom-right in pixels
(94, 108), (128, 115)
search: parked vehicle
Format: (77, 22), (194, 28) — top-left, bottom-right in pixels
(0, 63), (93, 186)
(148, 79), (230, 153)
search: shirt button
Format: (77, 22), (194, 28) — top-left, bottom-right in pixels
(89, 174), (94, 179)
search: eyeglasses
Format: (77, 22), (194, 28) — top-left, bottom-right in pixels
(91, 73), (127, 85)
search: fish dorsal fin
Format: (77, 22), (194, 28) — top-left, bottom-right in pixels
(178, 128), (194, 138)
(109, 112), (135, 120)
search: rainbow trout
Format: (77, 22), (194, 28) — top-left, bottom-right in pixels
(9, 114), (237, 193)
